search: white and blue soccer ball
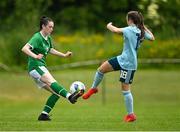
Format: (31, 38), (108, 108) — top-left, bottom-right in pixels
(70, 81), (86, 94)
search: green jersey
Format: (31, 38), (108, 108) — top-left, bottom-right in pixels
(27, 32), (53, 72)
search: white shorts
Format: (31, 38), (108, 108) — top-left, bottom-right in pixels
(29, 66), (49, 88)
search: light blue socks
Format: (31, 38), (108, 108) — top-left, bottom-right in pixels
(91, 70), (104, 88)
(92, 70), (134, 114)
(122, 90), (134, 114)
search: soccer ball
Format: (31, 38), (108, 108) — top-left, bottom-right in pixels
(70, 81), (86, 94)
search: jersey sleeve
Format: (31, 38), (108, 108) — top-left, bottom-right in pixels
(144, 31), (152, 40)
(122, 27), (130, 37)
(28, 35), (39, 50)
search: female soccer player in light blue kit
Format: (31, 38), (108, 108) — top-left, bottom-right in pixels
(83, 11), (155, 122)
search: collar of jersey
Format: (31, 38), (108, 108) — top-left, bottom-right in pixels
(40, 31), (48, 41)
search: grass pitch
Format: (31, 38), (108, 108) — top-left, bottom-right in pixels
(0, 69), (180, 131)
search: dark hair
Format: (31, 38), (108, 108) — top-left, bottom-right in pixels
(127, 11), (145, 39)
(40, 16), (53, 30)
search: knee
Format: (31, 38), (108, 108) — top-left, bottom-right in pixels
(121, 83), (130, 91)
(97, 67), (105, 74)
(41, 78), (56, 87)
(47, 80), (57, 87)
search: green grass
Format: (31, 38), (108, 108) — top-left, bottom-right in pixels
(0, 69), (180, 131)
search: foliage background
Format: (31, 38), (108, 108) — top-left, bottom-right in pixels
(0, 0), (180, 69)
(0, 1), (180, 131)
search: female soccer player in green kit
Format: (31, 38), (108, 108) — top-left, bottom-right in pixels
(22, 16), (84, 121)
(83, 11), (155, 122)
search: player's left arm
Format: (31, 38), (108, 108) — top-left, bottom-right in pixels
(49, 48), (72, 57)
(144, 26), (155, 41)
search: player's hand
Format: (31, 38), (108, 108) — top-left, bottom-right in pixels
(36, 54), (43, 59)
(64, 51), (72, 57)
(107, 22), (113, 28)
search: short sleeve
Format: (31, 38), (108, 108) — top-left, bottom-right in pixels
(144, 31), (152, 40)
(28, 35), (38, 50)
(122, 27), (130, 37)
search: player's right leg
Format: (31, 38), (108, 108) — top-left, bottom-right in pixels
(37, 85), (61, 121)
(38, 91), (59, 121)
(82, 60), (114, 99)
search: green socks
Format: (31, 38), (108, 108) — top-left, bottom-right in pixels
(42, 82), (71, 114)
(50, 82), (68, 98)
(43, 94), (59, 113)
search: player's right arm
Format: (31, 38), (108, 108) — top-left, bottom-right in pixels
(21, 43), (43, 59)
(107, 22), (123, 34)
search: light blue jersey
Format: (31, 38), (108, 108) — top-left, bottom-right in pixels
(117, 25), (152, 70)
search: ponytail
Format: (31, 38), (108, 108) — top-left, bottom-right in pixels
(137, 12), (145, 39)
(127, 11), (145, 39)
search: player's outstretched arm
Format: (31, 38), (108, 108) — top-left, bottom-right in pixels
(49, 48), (72, 58)
(107, 22), (123, 34)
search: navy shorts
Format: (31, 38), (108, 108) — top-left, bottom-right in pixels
(108, 57), (135, 84)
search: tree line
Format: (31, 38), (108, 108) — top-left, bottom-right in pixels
(0, 0), (179, 37)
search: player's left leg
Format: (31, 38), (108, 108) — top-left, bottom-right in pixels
(121, 83), (136, 122)
(120, 69), (136, 122)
